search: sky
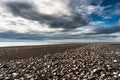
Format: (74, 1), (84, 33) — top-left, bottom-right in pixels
(0, 0), (120, 43)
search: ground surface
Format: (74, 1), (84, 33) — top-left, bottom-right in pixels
(0, 44), (84, 61)
(0, 44), (120, 80)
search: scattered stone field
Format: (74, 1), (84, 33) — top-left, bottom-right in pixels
(0, 44), (120, 80)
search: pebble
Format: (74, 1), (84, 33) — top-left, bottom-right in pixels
(0, 74), (4, 80)
(5, 77), (11, 80)
(26, 74), (33, 79)
(12, 73), (18, 77)
(118, 74), (120, 77)
(113, 72), (118, 75)
(101, 73), (106, 78)
(113, 60), (118, 63)
(14, 79), (20, 80)
(2, 64), (8, 68)
(0, 44), (119, 80)
(92, 69), (97, 73)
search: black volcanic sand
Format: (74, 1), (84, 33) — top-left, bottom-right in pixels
(0, 44), (120, 80)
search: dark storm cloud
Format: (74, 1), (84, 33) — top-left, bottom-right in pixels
(94, 25), (120, 34)
(67, 33), (118, 40)
(0, 31), (118, 41)
(0, 31), (47, 40)
(5, 1), (89, 29)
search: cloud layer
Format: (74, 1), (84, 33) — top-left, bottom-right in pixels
(0, 0), (120, 42)
(4, 0), (89, 29)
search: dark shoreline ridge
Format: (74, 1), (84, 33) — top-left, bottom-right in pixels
(0, 44), (120, 80)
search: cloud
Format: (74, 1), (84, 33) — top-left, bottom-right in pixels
(0, 30), (118, 41)
(0, 31), (48, 40)
(115, 9), (120, 15)
(0, 11), (63, 34)
(0, 0), (120, 42)
(94, 25), (120, 34)
(3, 0), (89, 29)
(114, 3), (120, 15)
(71, 0), (104, 16)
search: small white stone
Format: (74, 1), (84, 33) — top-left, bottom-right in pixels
(47, 65), (50, 68)
(14, 79), (19, 80)
(93, 69), (97, 72)
(12, 73), (18, 77)
(20, 77), (24, 80)
(113, 72), (118, 75)
(41, 74), (45, 77)
(118, 74), (120, 77)
(15, 62), (21, 64)
(106, 65), (110, 67)
(114, 75), (118, 78)
(26, 74), (33, 79)
(113, 60), (117, 63)
(30, 78), (34, 80)
(0, 74), (3, 77)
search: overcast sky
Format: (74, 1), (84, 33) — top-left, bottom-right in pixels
(0, 0), (120, 43)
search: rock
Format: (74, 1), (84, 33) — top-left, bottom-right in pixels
(12, 73), (19, 77)
(25, 74), (33, 79)
(101, 73), (106, 78)
(92, 69), (97, 73)
(118, 74), (120, 77)
(113, 72), (118, 75)
(20, 77), (24, 80)
(2, 64), (8, 68)
(88, 76), (96, 80)
(15, 62), (21, 64)
(92, 68), (103, 74)
(30, 78), (35, 80)
(0, 74), (4, 80)
(47, 65), (50, 68)
(113, 60), (118, 63)
(14, 79), (20, 80)
(0, 44), (120, 80)
(5, 77), (11, 80)
(114, 75), (118, 78)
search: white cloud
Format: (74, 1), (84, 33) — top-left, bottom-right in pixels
(89, 21), (105, 26)
(0, 3), (64, 34)
(72, 0), (104, 16)
(0, 14), (63, 34)
(0, 0), (91, 35)
(75, 5), (102, 15)
(33, 0), (72, 17)
(68, 27), (94, 35)
(0, 0), (119, 42)
(1, 0), (72, 17)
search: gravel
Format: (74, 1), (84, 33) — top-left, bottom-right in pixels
(0, 44), (120, 80)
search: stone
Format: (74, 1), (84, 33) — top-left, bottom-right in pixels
(30, 78), (35, 80)
(113, 72), (118, 75)
(26, 74), (33, 79)
(0, 74), (4, 80)
(12, 73), (19, 77)
(118, 74), (120, 77)
(5, 77), (11, 80)
(88, 76), (96, 80)
(2, 64), (8, 68)
(113, 60), (117, 63)
(101, 73), (106, 78)
(14, 79), (20, 80)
